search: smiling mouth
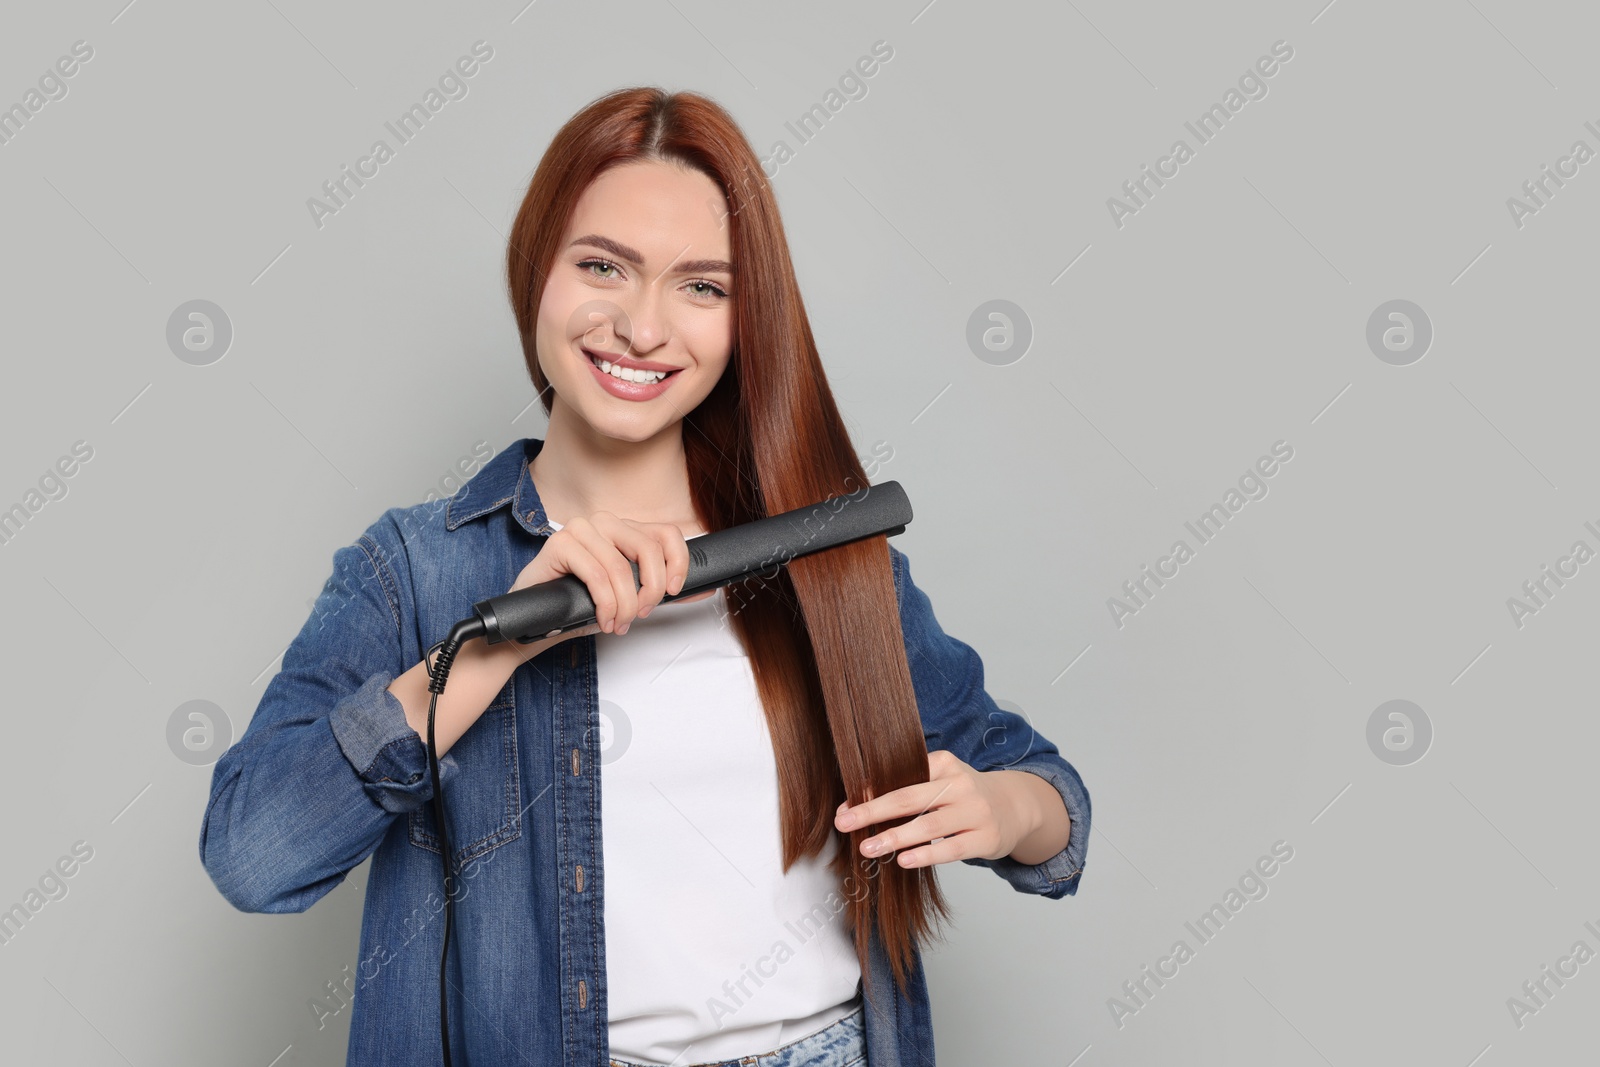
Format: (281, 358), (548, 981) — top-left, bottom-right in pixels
(583, 347), (679, 384)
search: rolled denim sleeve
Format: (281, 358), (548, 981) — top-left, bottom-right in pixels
(976, 757), (1089, 899)
(328, 672), (461, 809)
(199, 512), (458, 914)
(890, 544), (1090, 900)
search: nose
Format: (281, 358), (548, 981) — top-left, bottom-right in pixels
(617, 284), (670, 354)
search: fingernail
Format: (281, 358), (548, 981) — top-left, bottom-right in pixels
(618, 621), (629, 635)
(837, 812), (856, 830)
(640, 605), (652, 618)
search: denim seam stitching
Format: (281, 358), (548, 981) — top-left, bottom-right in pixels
(446, 488), (516, 529)
(355, 532), (402, 638)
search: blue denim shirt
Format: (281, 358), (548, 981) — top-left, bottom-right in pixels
(199, 436), (1091, 1066)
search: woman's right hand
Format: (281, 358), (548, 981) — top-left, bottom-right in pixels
(507, 511), (713, 640)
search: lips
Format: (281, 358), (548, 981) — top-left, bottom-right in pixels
(581, 345), (680, 401)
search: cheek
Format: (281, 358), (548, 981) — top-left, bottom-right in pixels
(691, 348), (734, 391)
(533, 296), (582, 379)
(536, 279), (579, 338)
(542, 267), (614, 327)
(685, 316), (735, 373)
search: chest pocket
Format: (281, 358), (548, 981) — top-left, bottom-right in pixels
(408, 674), (522, 865)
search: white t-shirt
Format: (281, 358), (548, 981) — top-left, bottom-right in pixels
(544, 521), (863, 1065)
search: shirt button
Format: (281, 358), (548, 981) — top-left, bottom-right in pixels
(578, 978), (587, 1009)
(575, 864), (584, 892)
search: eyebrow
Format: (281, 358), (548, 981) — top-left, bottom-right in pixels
(568, 233), (733, 276)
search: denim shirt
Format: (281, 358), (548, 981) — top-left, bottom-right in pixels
(199, 436), (1091, 1066)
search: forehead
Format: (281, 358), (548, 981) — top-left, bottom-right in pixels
(567, 160), (731, 261)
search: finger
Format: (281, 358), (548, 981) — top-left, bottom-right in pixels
(558, 519), (633, 632)
(600, 518), (675, 626)
(857, 807), (956, 860)
(655, 523), (692, 598)
(624, 521), (671, 617)
(546, 531), (618, 633)
(835, 791), (868, 829)
(568, 515), (641, 631)
(604, 520), (693, 619)
(836, 777), (955, 833)
(889, 832), (971, 870)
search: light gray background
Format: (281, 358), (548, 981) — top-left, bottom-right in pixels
(2, 1), (1596, 1064)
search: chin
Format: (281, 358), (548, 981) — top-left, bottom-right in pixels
(582, 409), (667, 444)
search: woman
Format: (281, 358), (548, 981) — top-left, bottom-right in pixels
(200, 87), (1090, 1067)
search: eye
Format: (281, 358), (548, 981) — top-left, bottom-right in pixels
(686, 279), (730, 301)
(577, 257), (621, 280)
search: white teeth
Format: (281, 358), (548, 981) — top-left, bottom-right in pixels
(597, 358), (666, 383)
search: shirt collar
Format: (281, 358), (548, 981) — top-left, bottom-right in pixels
(445, 437), (553, 536)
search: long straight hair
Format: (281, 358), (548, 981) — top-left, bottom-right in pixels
(505, 87), (952, 1000)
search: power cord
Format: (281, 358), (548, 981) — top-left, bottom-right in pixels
(423, 616), (487, 1067)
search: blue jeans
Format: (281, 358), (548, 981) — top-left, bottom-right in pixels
(608, 1004), (867, 1067)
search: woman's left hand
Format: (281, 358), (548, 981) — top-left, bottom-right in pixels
(832, 749), (1038, 869)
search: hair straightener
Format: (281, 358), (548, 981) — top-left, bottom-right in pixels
(420, 479), (913, 1065)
